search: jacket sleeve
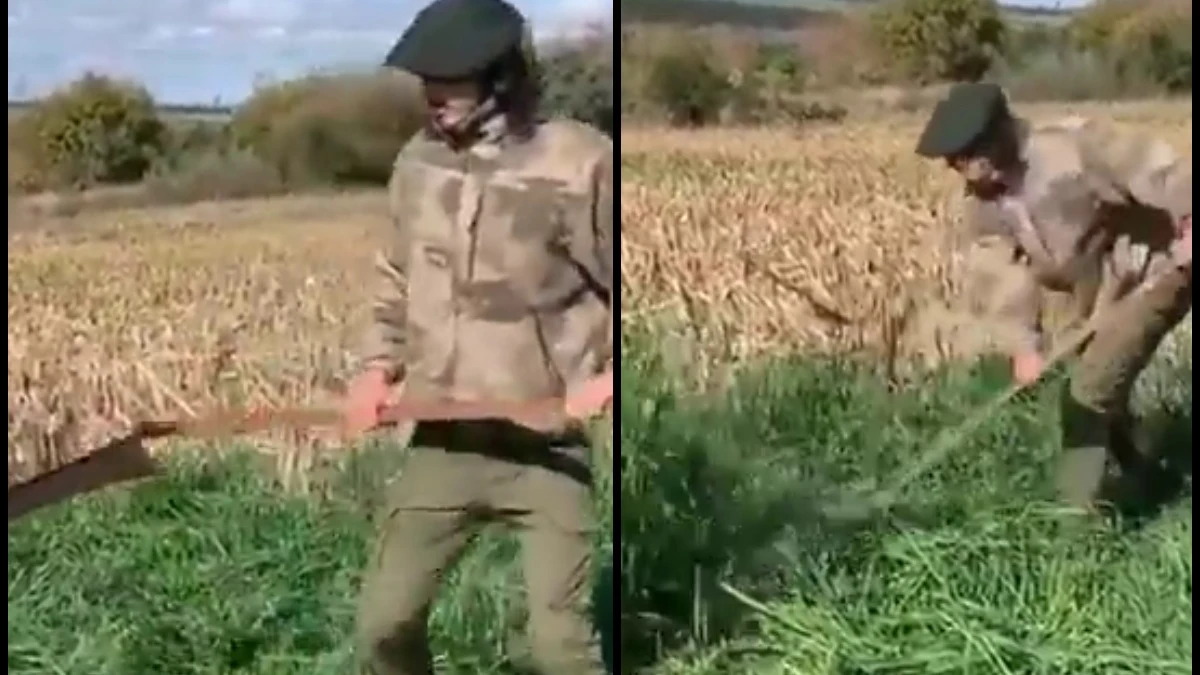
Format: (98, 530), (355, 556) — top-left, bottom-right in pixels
(1082, 122), (1191, 223)
(568, 147), (615, 368)
(960, 215), (1043, 355)
(357, 169), (410, 383)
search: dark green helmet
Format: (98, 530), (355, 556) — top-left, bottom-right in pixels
(384, 0), (527, 80)
(915, 82), (1009, 159)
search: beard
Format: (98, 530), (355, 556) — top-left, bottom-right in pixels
(965, 178), (1006, 201)
(428, 97), (500, 146)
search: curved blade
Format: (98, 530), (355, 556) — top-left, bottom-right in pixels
(8, 431), (161, 523)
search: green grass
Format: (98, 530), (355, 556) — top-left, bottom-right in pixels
(8, 330), (1190, 674)
(8, 446), (614, 675)
(619, 328), (1191, 674)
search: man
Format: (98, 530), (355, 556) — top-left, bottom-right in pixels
(915, 82), (1191, 515)
(340, 0), (614, 672)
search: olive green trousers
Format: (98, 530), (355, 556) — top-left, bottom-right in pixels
(1058, 265), (1192, 511)
(355, 422), (606, 675)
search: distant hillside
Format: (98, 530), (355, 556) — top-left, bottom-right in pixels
(8, 99), (233, 121)
(622, 0), (822, 29)
(622, 0), (1075, 28)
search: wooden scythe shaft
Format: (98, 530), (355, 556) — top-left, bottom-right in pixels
(8, 396), (566, 524)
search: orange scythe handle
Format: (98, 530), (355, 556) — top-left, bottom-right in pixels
(8, 396), (567, 523)
(134, 396), (568, 439)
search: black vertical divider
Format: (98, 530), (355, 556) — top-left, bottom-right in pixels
(609, 4), (622, 673)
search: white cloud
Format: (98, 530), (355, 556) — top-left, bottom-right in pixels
(11, 0), (612, 103)
(301, 27), (396, 45)
(9, 0), (32, 26)
(558, 0), (612, 23)
(146, 24), (182, 42)
(254, 25), (289, 40)
(524, 0), (612, 42)
(67, 14), (127, 31)
(209, 0), (302, 26)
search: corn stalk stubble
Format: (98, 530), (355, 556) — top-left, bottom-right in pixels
(620, 102), (1191, 371)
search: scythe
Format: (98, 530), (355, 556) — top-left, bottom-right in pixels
(8, 396), (568, 523)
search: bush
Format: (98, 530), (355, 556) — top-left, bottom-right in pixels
(229, 38), (620, 188)
(1066, 0), (1141, 54)
(226, 78), (315, 155)
(727, 43), (808, 122)
(144, 147), (285, 205)
(994, 49), (1152, 102)
(795, 14), (892, 88)
(989, 0), (1191, 101)
(645, 43), (734, 127)
(9, 120), (43, 194)
(11, 73), (168, 190)
(230, 71), (423, 187)
(870, 0), (1008, 83)
(1108, 3), (1191, 92)
(164, 119), (231, 159)
(10, 33), (617, 200)
(618, 25), (671, 122)
(1066, 0), (1191, 93)
(1002, 23), (1069, 72)
(540, 38), (615, 137)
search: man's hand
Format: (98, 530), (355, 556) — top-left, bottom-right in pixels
(1011, 350), (1046, 387)
(342, 367), (392, 438)
(564, 370), (614, 421)
(1171, 214), (1191, 269)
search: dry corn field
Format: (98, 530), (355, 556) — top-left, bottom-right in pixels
(8, 100), (1192, 482)
(621, 99), (1194, 366)
(8, 192), (392, 484)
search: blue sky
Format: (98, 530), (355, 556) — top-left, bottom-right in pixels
(8, 0), (611, 105)
(9, 0), (1086, 105)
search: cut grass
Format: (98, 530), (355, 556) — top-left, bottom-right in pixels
(619, 329), (1191, 674)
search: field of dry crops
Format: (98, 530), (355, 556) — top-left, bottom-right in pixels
(622, 99), (1193, 365)
(7, 193), (390, 483)
(8, 99), (1192, 480)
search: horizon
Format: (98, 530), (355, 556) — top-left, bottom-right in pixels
(10, 0), (1086, 107)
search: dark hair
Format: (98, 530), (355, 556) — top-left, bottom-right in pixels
(482, 46), (539, 138)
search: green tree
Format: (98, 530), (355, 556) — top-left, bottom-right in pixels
(870, 0), (1008, 83)
(1066, 0), (1191, 92)
(229, 71), (423, 186)
(539, 37), (615, 136)
(1108, 2), (1191, 92)
(16, 73), (167, 188)
(645, 43), (733, 127)
(1066, 0), (1141, 53)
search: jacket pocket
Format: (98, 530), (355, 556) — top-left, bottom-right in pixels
(499, 182), (594, 313)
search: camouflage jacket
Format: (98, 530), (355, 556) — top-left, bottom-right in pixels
(359, 117), (614, 404)
(960, 116), (1191, 353)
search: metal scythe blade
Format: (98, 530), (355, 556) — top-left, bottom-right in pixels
(820, 266), (1183, 523)
(8, 427), (164, 523)
(8, 395), (568, 524)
